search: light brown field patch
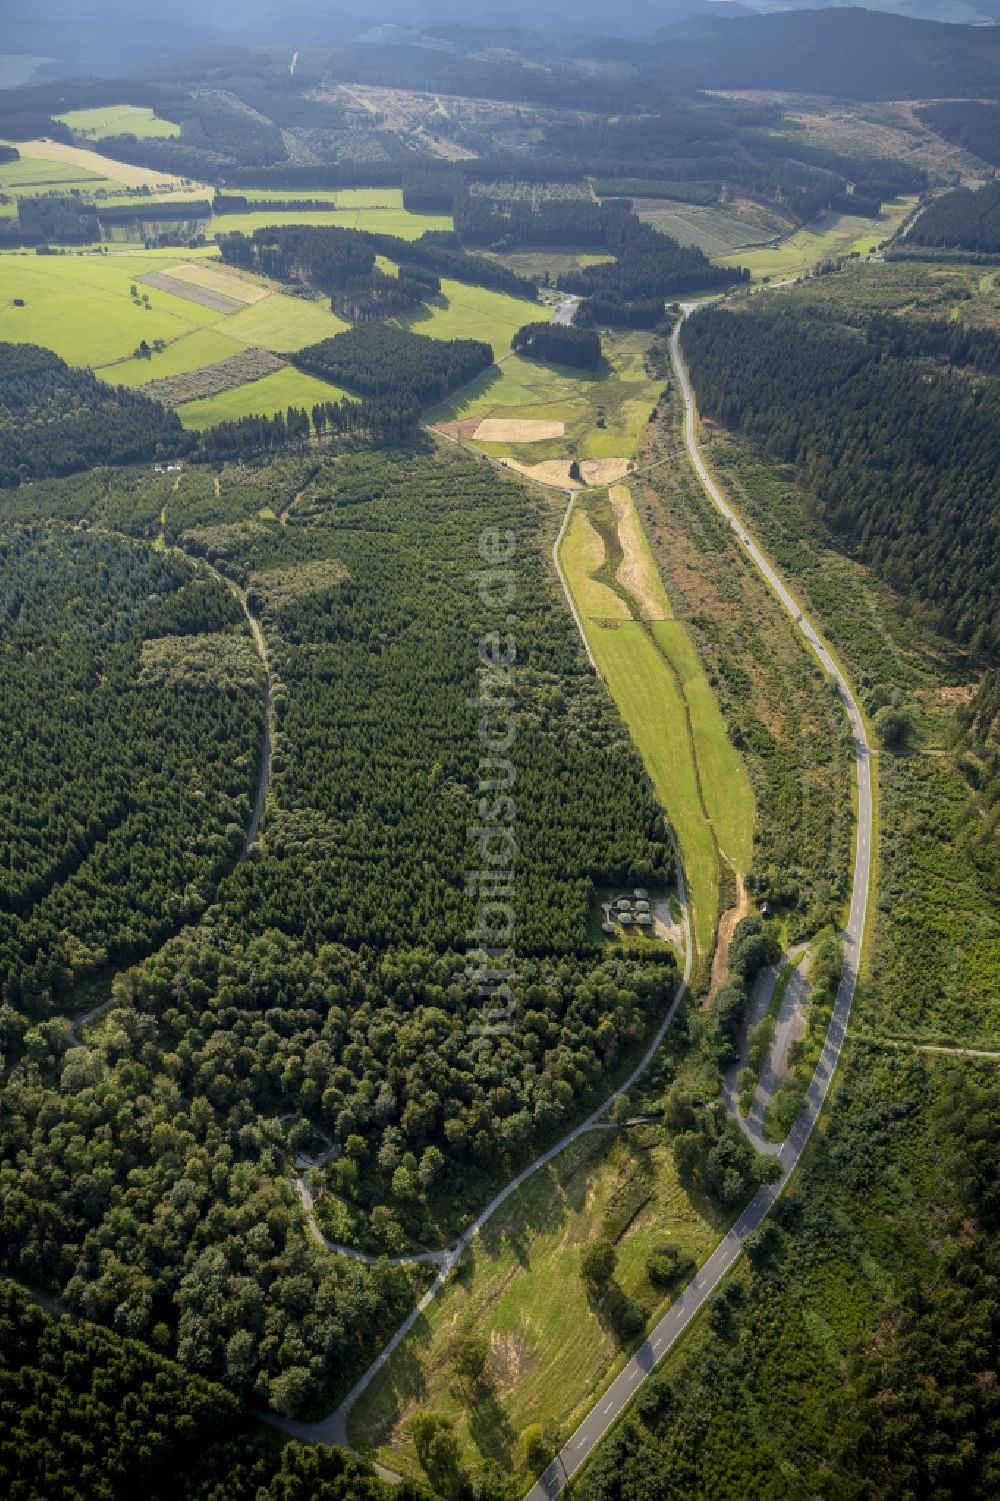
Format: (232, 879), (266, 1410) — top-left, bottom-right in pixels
(609, 482), (672, 621)
(581, 457), (631, 487)
(710, 870), (750, 995)
(504, 458), (580, 489)
(473, 417), (565, 443)
(137, 271), (246, 313)
(7, 137), (207, 193)
(435, 417), (481, 441)
(162, 262), (269, 304)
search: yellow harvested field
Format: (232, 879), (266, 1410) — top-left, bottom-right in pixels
(5, 137), (207, 193)
(161, 262), (269, 305)
(505, 458), (580, 488)
(610, 483), (673, 620)
(581, 457), (631, 486)
(473, 417), (565, 443)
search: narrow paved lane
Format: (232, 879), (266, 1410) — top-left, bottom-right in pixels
(523, 309), (875, 1501)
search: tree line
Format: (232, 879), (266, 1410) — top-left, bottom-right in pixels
(681, 302), (1000, 655)
(0, 344), (192, 488)
(907, 179), (1000, 255)
(512, 321), (602, 370)
(293, 323), (494, 404)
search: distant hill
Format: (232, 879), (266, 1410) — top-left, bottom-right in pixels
(645, 8), (1000, 98)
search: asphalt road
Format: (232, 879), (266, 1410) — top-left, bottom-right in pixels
(274, 861), (695, 1452)
(522, 309), (874, 1501)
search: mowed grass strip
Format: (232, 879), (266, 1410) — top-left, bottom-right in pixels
(562, 507), (631, 621)
(347, 1132), (722, 1485)
(586, 620), (719, 957)
(651, 622), (755, 874)
(175, 365), (355, 429)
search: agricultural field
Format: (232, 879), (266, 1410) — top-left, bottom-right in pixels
(0, 152), (111, 193)
(482, 247), (615, 282)
(348, 1128), (727, 1487)
(175, 365), (355, 429)
(722, 197), (916, 282)
(213, 290), (349, 351)
(0, 246), (349, 419)
(211, 206), (451, 240)
(55, 104), (181, 140)
(401, 277), (548, 360)
(100, 326), (252, 387)
(560, 483), (754, 961)
(0, 249), (225, 367)
(635, 196), (793, 257)
(431, 330), (663, 465)
(0, 136), (203, 193)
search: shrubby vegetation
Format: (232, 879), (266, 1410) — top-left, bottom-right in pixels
(0, 344), (192, 486)
(579, 1053), (1000, 1501)
(682, 302), (1000, 653)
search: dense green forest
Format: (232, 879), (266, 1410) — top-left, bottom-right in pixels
(681, 302), (1000, 654)
(578, 1057), (1000, 1501)
(908, 180), (1000, 254)
(0, 1281), (427, 1501)
(511, 321), (602, 370)
(918, 101), (1000, 167)
(0, 525), (262, 1004)
(0, 344), (192, 486)
(293, 325), (493, 403)
(0, 445), (679, 1411)
(218, 224), (536, 302)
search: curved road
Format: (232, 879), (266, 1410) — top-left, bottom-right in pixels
(270, 869), (693, 1452)
(523, 308), (874, 1501)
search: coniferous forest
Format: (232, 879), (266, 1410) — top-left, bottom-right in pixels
(681, 301), (1000, 653)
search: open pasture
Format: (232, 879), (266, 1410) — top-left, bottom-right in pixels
(210, 206), (451, 241)
(0, 251), (227, 367)
(431, 331), (661, 463)
(348, 1130), (724, 1486)
(0, 153), (111, 193)
(97, 327), (251, 388)
(0, 137), (204, 193)
(400, 277), (547, 360)
(55, 105), (181, 140)
(175, 365), (355, 430)
(723, 197), (916, 282)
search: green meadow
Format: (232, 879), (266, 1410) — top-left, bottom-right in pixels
(210, 207), (451, 241)
(348, 1129), (725, 1487)
(402, 278), (548, 360)
(722, 197), (916, 282)
(175, 366), (355, 429)
(560, 489), (754, 961)
(430, 331), (662, 462)
(55, 105), (181, 139)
